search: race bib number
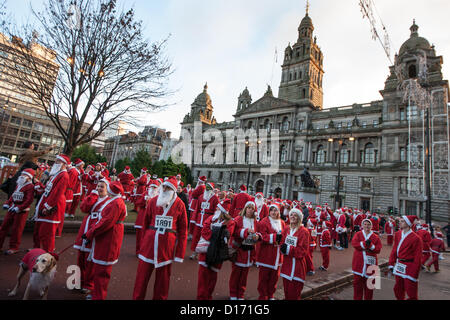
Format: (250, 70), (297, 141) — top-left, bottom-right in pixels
(12, 192), (24, 202)
(155, 215), (173, 230)
(394, 262), (406, 275)
(201, 202), (210, 210)
(365, 255), (376, 266)
(285, 235), (298, 247)
(44, 182), (53, 197)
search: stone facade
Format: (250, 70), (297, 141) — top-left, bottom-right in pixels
(180, 14), (449, 221)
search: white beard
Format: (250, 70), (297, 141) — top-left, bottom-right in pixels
(16, 176), (28, 188)
(212, 208), (221, 221)
(49, 164), (62, 176)
(204, 190), (213, 200)
(255, 197), (264, 209)
(269, 216), (282, 233)
(156, 189), (175, 208)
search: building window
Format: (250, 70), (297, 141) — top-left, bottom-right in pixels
(281, 117), (289, 132)
(362, 121), (367, 128)
(336, 122), (342, 129)
(22, 119), (33, 128)
(280, 145), (288, 163)
(298, 120), (304, 130)
(340, 144), (349, 164)
(364, 143), (375, 164)
(373, 119), (378, 127)
(400, 108), (406, 121)
(400, 147), (406, 161)
(316, 145), (325, 164)
(10, 116), (21, 126)
(19, 130), (30, 138)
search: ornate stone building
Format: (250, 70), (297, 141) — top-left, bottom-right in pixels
(180, 13), (449, 221)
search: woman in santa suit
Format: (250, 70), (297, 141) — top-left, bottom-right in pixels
(229, 201), (262, 300)
(385, 217), (396, 246)
(351, 218), (382, 300)
(82, 181), (127, 300)
(196, 199), (235, 300)
(388, 215), (423, 300)
(279, 208), (309, 300)
(255, 203), (286, 300)
(73, 180), (111, 295)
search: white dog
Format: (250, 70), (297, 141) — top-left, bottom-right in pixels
(8, 249), (57, 300)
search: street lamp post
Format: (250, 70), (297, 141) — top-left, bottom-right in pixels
(424, 107), (433, 236)
(329, 136), (354, 210)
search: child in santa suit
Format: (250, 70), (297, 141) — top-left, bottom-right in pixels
(319, 221), (332, 271)
(388, 215), (423, 300)
(73, 180), (111, 295)
(426, 232), (446, 273)
(385, 217), (396, 246)
(196, 199), (235, 300)
(255, 204), (286, 300)
(279, 208), (309, 300)
(351, 218), (382, 300)
(229, 201), (261, 300)
(82, 181), (127, 300)
(0, 169), (35, 255)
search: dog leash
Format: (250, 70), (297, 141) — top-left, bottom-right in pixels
(50, 242), (76, 260)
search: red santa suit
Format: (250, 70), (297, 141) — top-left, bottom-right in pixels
(426, 234), (446, 272)
(117, 169), (134, 200)
(229, 188), (252, 218)
(188, 182), (206, 235)
(280, 224), (310, 300)
(319, 223), (332, 269)
(417, 227), (432, 266)
(134, 173), (150, 212)
(388, 216), (423, 300)
(67, 164), (84, 217)
(73, 190), (111, 292)
(58, 166), (79, 236)
(33, 167), (69, 253)
(82, 169), (92, 198)
(84, 189), (127, 300)
(305, 218), (317, 273)
(255, 216), (286, 300)
(229, 214), (262, 300)
(191, 189), (219, 252)
(196, 200), (235, 300)
(133, 183), (187, 300)
(0, 175), (35, 252)
(351, 227), (382, 300)
(385, 219), (396, 245)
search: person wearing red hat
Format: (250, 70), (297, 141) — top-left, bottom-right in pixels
(86, 163), (106, 196)
(385, 217), (396, 246)
(133, 168), (150, 213)
(425, 232), (446, 272)
(134, 179), (160, 255)
(33, 154), (70, 253)
(190, 182), (219, 260)
(318, 221), (332, 271)
(0, 169), (36, 255)
(73, 179), (111, 295)
(101, 163), (109, 178)
(305, 217), (318, 275)
(229, 185), (252, 218)
(188, 176), (207, 244)
(65, 159), (85, 219)
(255, 203), (286, 300)
(82, 165), (93, 198)
(229, 201), (261, 300)
(351, 218), (382, 300)
(196, 199), (236, 300)
(416, 224), (432, 268)
(388, 215), (423, 300)
(279, 208), (309, 300)
(57, 161), (79, 237)
(133, 176), (188, 300)
(254, 192), (269, 222)
(118, 166), (134, 201)
(81, 181), (126, 300)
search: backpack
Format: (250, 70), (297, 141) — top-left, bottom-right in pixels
(205, 224), (230, 267)
(345, 215), (351, 228)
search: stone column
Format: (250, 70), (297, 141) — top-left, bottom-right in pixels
(286, 174), (292, 199)
(378, 137), (382, 163)
(282, 173), (287, 198)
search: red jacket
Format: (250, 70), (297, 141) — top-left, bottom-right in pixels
(138, 196), (188, 268)
(229, 191), (252, 218)
(280, 226), (309, 283)
(118, 171), (134, 193)
(231, 215), (262, 267)
(385, 220), (396, 235)
(351, 230), (382, 277)
(35, 170), (69, 224)
(389, 230), (423, 282)
(65, 167), (79, 202)
(255, 216), (286, 270)
(319, 229), (332, 248)
(194, 192), (219, 227)
(353, 214), (365, 228)
(417, 229), (432, 252)
(85, 196), (127, 265)
(73, 167), (84, 197)
(429, 238), (445, 255)
(255, 203), (269, 222)
(189, 184), (206, 224)
(5, 182), (35, 213)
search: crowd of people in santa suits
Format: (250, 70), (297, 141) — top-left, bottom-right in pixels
(0, 158), (447, 300)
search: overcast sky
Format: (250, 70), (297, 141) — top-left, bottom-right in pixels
(5, 0), (450, 137)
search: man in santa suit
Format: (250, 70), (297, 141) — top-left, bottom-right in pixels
(385, 217), (396, 246)
(254, 192), (269, 222)
(351, 219), (382, 300)
(100, 162), (109, 178)
(188, 176), (207, 240)
(117, 166), (134, 201)
(0, 169), (36, 255)
(32, 154), (70, 253)
(133, 177), (187, 300)
(425, 232), (446, 273)
(87, 163), (106, 195)
(417, 223), (432, 268)
(66, 159), (84, 219)
(305, 217), (317, 275)
(134, 179), (160, 255)
(57, 161), (79, 237)
(334, 209), (347, 250)
(196, 199), (235, 300)
(353, 210), (365, 234)
(82, 165), (93, 198)
(318, 221), (332, 271)
(388, 215), (423, 300)
(133, 168), (150, 212)
(229, 185), (252, 218)
(73, 179), (111, 295)
(190, 182), (219, 260)
(369, 212), (380, 235)
(82, 181), (127, 300)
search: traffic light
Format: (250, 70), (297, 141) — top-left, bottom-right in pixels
(388, 206), (393, 214)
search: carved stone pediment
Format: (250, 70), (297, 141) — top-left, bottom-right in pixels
(236, 96), (295, 116)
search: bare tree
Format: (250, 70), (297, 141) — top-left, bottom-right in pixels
(7, 0), (172, 156)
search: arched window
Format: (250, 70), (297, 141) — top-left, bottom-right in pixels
(316, 145), (325, 164)
(364, 143), (375, 164)
(282, 117), (289, 132)
(280, 145), (288, 163)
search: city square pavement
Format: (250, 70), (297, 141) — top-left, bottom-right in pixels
(2, 226), (442, 300)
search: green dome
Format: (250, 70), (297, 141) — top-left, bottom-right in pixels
(399, 21), (431, 56)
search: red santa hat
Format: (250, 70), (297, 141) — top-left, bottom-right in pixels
(141, 167), (147, 172)
(21, 168), (35, 179)
(269, 203), (281, 212)
(435, 232), (443, 239)
(198, 176), (207, 183)
(217, 198), (231, 215)
(362, 218), (373, 226)
(56, 154), (70, 164)
(244, 200), (256, 209)
(402, 215), (418, 227)
(125, 166), (130, 170)
(290, 208), (304, 222)
(176, 173), (182, 179)
(107, 181), (124, 197)
(162, 176), (178, 192)
(421, 223), (429, 230)
(315, 206), (322, 212)
(148, 179), (160, 188)
(206, 182), (215, 190)
(255, 192), (264, 198)
(239, 184), (247, 192)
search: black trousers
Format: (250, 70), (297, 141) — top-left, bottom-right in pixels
(339, 232), (348, 248)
